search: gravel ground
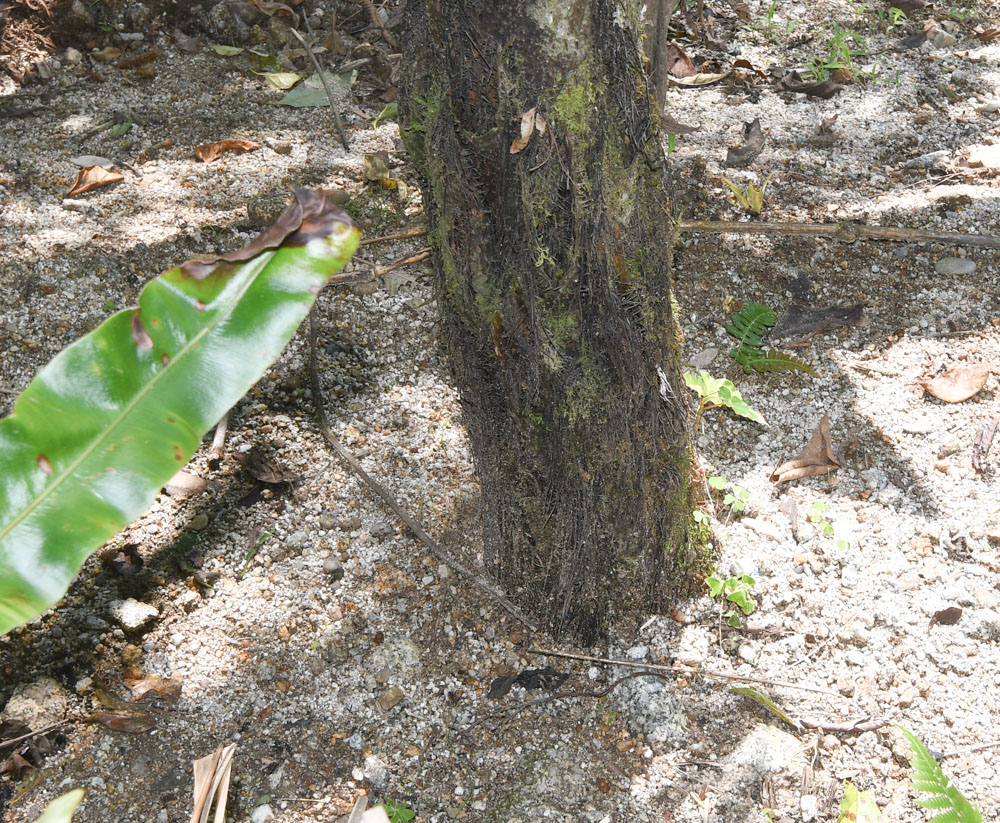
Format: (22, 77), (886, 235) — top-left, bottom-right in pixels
(1, 2), (1000, 822)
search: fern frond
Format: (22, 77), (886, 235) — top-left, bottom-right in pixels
(898, 726), (982, 823)
(732, 347), (819, 376)
(724, 302), (776, 349)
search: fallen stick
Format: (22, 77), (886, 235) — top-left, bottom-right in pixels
(678, 219), (1000, 249)
(307, 310), (538, 632)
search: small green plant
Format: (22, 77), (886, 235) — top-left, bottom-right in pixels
(685, 371), (766, 428)
(809, 502), (849, 550)
(100, 300), (119, 313)
(725, 302), (818, 376)
(748, 0), (796, 39)
(836, 781), (883, 822)
(722, 175), (771, 215)
(947, 0), (977, 22)
(897, 725), (983, 823)
(885, 6), (909, 29)
(666, 133), (678, 156)
(709, 475), (749, 519)
(706, 572), (756, 627)
(378, 799), (417, 823)
(804, 58), (833, 82)
(29, 789), (85, 823)
(809, 501), (835, 537)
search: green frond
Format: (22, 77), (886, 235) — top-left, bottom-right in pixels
(897, 725), (982, 823)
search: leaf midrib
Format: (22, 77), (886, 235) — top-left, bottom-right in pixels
(0, 254), (276, 548)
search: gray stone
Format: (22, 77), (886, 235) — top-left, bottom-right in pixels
(933, 30), (958, 47)
(246, 190), (289, 227)
(377, 686), (404, 712)
(323, 558), (345, 580)
(688, 347), (719, 370)
(285, 530), (308, 550)
(625, 645), (648, 660)
(364, 754), (390, 789)
(250, 804), (274, 823)
(800, 794), (819, 822)
(727, 724), (804, 775)
(367, 636), (423, 679)
(318, 514), (337, 530)
(1, 677), (71, 728)
(109, 598), (159, 631)
(934, 256), (976, 276)
(903, 150), (949, 170)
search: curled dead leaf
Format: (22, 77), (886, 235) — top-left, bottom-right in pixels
(776, 71), (845, 99)
(117, 48), (162, 69)
(919, 364), (990, 403)
(724, 117), (765, 168)
(929, 606), (962, 627)
(510, 107), (537, 154)
(66, 165), (124, 197)
(770, 414), (839, 483)
(86, 710), (155, 733)
(194, 138), (260, 163)
(125, 674), (183, 704)
(666, 41), (696, 78)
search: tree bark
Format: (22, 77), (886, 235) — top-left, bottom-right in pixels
(400, 0), (709, 640)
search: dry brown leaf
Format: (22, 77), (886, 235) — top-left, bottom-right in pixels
(770, 414), (839, 483)
(66, 165), (124, 196)
(194, 138), (260, 163)
(163, 469), (208, 499)
(117, 48), (162, 69)
(190, 743), (237, 823)
(666, 41), (696, 78)
(919, 364), (990, 403)
(976, 26), (1000, 42)
(86, 710), (155, 733)
(91, 46), (122, 63)
(929, 606), (962, 627)
(125, 674), (183, 705)
(776, 71), (846, 99)
(510, 107), (537, 154)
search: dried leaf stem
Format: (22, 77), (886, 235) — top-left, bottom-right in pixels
(307, 310), (537, 632)
(529, 646), (842, 697)
(678, 219), (1000, 249)
(289, 27), (350, 150)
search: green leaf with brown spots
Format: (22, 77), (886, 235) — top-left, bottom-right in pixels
(0, 190), (359, 635)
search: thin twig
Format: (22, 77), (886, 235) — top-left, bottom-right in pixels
(208, 413), (228, 468)
(529, 647), (842, 697)
(678, 219), (1000, 249)
(0, 720), (72, 749)
(941, 739), (1000, 759)
(327, 248), (431, 288)
(359, 226), (429, 246)
(307, 309), (538, 632)
(290, 28), (350, 150)
(351, 0), (398, 48)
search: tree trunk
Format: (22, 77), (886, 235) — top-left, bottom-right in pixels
(400, 0), (710, 641)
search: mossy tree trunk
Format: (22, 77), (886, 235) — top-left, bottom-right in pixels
(400, 0), (710, 640)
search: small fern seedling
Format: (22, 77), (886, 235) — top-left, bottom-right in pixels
(897, 725), (982, 823)
(725, 302), (818, 376)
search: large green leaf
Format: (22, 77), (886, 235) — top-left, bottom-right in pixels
(0, 190), (359, 635)
(32, 789), (86, 823)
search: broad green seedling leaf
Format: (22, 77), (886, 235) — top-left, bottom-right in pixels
(373, 102), (399, 128)
(273, 69), (357, 108)
(251, 70), (304, 90)
(31, 789), (86, 823)
(837, 781), (883, 823)
(0, 190), (359, 635)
